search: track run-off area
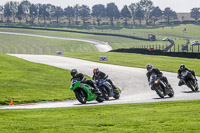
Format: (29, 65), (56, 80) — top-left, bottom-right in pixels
(0, 54), (199, 109)
(0, 31), (112, 52)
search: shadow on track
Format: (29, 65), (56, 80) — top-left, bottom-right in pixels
(153, 97), (173, 100)
(181, 91), (199, 93)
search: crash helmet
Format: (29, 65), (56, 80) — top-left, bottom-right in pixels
(93, 68), (100, 76)
(71, 69), (78, 77)
(180, 64), (185, 70)
(147, 64), (153, 72)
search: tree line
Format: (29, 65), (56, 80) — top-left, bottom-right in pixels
(0, 0), (199, 26)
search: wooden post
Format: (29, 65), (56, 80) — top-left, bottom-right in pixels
(178, 45), (179, 52)
(174, 45), (175, 52)
(192, 45), (193, 53)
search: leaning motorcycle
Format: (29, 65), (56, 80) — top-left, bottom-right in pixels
(150, 74), (174, 98)
(70, 78), (104, 104)
(180, 70), (199, 91)
(95, 78), (120, 100)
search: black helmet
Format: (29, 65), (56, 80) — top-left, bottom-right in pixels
(93, 68), (100, 75)
(71, 69), (78, 77)
(180, 64), (185, 70)
(147, 64), (153, 71)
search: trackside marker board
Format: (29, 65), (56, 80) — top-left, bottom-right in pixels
(99, 56), (108, 61)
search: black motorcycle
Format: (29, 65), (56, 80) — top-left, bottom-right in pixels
(180, 70), (199, 92)
(150, 74), (174, 98)
(95, 78), (120, 100)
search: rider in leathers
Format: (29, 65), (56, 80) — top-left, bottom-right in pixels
(92, 68), (118, 93)
(177, 64), (197, 86)
(70, 69), (101, 96)
(146, 64), (171, 89)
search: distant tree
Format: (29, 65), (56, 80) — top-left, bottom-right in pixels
(0, 6), (3, 22)
(190, 8), (200, 22)
(79, 5), (90, 25)
(54, 6), (63, 25)
(121, 5), (131, 25)
(16, 4), (23, 23)
(163, 7), (177, 24)
(10, 1), (19, 23)
(64, 6), (74, 25)
(20, 0), (31, 23)
(129, 3), (137, 25)
(92, 4), (106, 25)
(4, 2), (12, 22)
(46, 4), (55, 24)
(106, 3), (120, 26)
(135, 4), (144, 25)
(151, 6), (162, 24)
(139, 0), (154, 25)
(29, 4), (37, 24)
(38, 4), (50, 24)
(73, 4), (80, 25)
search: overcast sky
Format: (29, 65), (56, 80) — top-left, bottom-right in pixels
(0, 0), (199, 12)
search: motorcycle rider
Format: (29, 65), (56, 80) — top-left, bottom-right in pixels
(92, 68), (118, 93)
(70, 69), (101, 96)
(177, 64), (197, 86)
(146, 64), (171, 89)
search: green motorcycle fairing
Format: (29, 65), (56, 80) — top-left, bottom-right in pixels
(70, 79), (97, 101)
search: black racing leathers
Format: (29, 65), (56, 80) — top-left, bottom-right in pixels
(177, 68), (197, 86)
(92, 71), (117, 90)
(178, 68), (196, 79)
(146, 68), (169, 85)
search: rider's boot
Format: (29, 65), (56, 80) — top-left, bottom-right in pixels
(178, 81), (184, 86)
(93, 85), (102, 96)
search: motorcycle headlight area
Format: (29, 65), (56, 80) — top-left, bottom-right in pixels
(154, 80), (159, 84)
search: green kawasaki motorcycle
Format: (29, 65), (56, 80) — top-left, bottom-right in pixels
(70, 78), (104, 104)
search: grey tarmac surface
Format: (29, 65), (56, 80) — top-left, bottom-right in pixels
(0, 31), (112, 52)
(0, 54), (199, 109)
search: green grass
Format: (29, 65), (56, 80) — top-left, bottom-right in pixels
(0, 53), (76, 105)
(63, 52), (200, 76)
(0, 100), (200, 132)
(1, 27), (199, 52)
(0, 27), (170, 50)
(66, 24), (200, 40)
(0, 33), (98, 54)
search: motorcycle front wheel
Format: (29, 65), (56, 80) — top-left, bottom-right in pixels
(155, 85), (165, 98)
(75, 89), (87, 104)
(100, 87), (109, 100)
(96, 96), (104, 103)
(187, 80), (195, 92)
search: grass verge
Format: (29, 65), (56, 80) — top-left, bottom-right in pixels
(0, 100), (200, 132)
(0, 53), (75, 105)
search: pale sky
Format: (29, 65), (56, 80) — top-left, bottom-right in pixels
(0, 0), (199, 13)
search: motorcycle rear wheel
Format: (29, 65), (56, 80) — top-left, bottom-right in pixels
(113, 94), (120, 99)
(168, 87), (174, 97)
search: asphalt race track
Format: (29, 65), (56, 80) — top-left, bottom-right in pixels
(0, 31), (112, 52)
(0, 54), (199, 109)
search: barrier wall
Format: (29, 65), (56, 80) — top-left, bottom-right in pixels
(110, 48), (200, 59)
